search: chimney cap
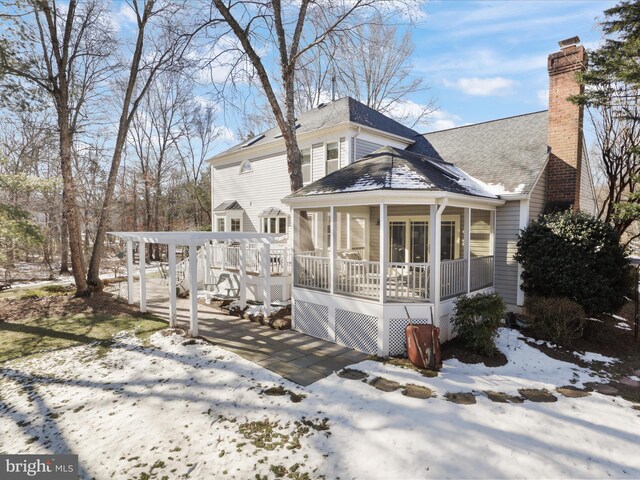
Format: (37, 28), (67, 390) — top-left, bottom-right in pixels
(558, 36), (581, 49)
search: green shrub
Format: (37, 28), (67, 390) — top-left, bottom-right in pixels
(514, 210), (633, 315)
(452, 293), (505, 356)
(525, 296), (585, 346)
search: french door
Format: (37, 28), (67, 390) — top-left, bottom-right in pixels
(389, 219), (429, 263)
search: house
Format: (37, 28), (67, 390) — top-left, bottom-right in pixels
(203, 37), (596, 356)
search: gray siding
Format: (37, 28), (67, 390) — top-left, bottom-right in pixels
(529, 167), (546, 220)
(354, 138), (383, 161)
(494, 200), (520, 305)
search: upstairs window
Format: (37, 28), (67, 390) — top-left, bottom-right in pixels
(240, 159), (253, 174)
(230, 218), (241, 232)
(217, 218), (225, 232)
(262, 216), (287, 234)
(301, 148), (311, 184)
(326, 142), (339, 175)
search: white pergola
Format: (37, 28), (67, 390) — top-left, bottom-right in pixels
(108, 231), (281, 337)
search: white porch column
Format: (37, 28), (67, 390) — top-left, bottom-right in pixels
(188, 244), (199, 336)
(239, 241), (247, 309)
(329, 206), (336, 295)
(464, 208), (471, 294)
(126, 240), (134, 305)
(261, 243), (271, 316)
(431, 200), (447, 323)
(168, 242), (177, 327)
(379, 203), (387, 303)
(377, 203), (388, 357)
(139, 241), (147, 313)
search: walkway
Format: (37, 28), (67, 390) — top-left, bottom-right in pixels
(119, 278), (369, 386)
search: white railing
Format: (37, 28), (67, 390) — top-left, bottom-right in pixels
(210, 243), (290, 276)
(441, 258), (467, 299)
(336, 259), (380, 299)
(386, 263), (430, 302)
(470, 255), (494, 291)
(294, 254), (330, 291)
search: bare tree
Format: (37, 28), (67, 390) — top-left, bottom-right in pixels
(176, 96), (221, 226)
(1, 0), (115, 295)
(87, 0), (193, 289)
(202, 0), (418, 194)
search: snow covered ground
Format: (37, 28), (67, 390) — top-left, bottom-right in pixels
(1, 328), (639, 479)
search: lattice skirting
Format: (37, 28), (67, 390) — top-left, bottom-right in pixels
(388, 317), (433, 357)
(335, 309), (378, 354)
(438, 314), (453, 342)
(294, 301), (330, 340)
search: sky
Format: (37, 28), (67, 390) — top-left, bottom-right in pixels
(410, 0), (614, 132)
(105, 0), (616, 155)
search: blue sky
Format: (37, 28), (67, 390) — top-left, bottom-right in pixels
(411, 0), (614, 132)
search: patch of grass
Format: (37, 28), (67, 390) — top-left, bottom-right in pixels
(372, 356), (439, 377)
(0, 311), (166, 363)
(19, 285), (73, 300)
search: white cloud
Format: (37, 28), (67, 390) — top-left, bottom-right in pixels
(445, 77), (515, 96)
(537, 89), (549, 107)
(421, 109), (462, 132)
(417, 49), (547, 78)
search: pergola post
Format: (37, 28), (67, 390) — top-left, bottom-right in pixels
(464, 208), (471, 294)
(261, 243), (271, 316)
(239, 241), (247, 309)
(168, 242), (177, 327)
(204, 241), (212, 288)
(139, 241), (147, 313)
(126, 240), (134, 305)
(188, 244), (199, 336)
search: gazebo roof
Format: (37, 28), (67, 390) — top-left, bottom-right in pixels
(287, 147), (498, 199)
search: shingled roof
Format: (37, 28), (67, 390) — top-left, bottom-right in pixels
(411, 111), (549, 195)
(211, 97), (418, 158)
(288, 146), (496, 199)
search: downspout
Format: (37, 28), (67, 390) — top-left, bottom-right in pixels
(432, 198), (448, 328)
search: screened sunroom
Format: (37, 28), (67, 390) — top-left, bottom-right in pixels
(282, 147), (504, 356)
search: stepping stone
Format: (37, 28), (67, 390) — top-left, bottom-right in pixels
(518, 389), (558, 403)
(594, 384), (619, 395)
(634, 369), (640, 377)
(445, 392), (476, 405)
(337, 368), (368, 381)
(485, 391), (524, 403)
(402, 384), (434, 399)
(632, 405), (640, 411)
(557, 386), (591, 398)
(620, 377), (640, 388)
(370, 377), (401, 392)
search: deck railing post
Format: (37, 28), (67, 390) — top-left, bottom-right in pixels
(261, 243), (271, 316)
(139, 241), (147, 313)
(239, 241), (247, 309)
(329, 206), (336, 295)
(168, 242), (177, 327)
(126, 240), (134, 305)
(188, 244), (199, 336)
(379, 203), (387, 303)
(204, 241), (211, 288)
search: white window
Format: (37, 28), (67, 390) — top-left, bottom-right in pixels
(217, 217), (225, 232)
(240, 159), (253, 174)
(326, 142), (339, 175)
(301, 148), (311, 184)
(262, 216), (287, 234)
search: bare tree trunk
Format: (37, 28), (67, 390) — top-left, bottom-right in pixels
(58, 112), (89, 294)
(60, 213), (70, 274)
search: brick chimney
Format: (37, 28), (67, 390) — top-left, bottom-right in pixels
(546, 36), (588, 212)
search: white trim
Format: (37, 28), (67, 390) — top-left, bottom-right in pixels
(207, 121), (414, 165)
(283, 190), (504, 208)
(516, 199), (530, 307)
